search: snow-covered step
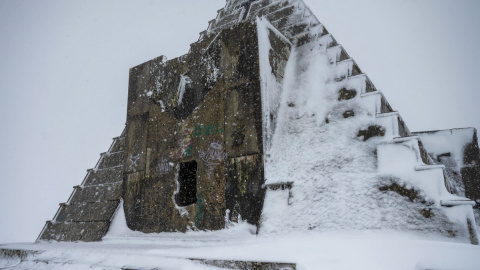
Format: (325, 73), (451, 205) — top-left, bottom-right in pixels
(416, 167), (454, 200)
(279, 19), (323, 40)
(328, 74), (377, 99)
(206, 19), (216, 32)
(378, 141), (455, 204)
(247, 0), (275, 18)
(359, 91), (394, 119)
(326, 45), (349, 64)
(271, 10), (306, 36)
(391, 136), (435, 166)
(317, 33), (337, 49)
(198, 30), (208, 41)
(210, 7), (244, 32)
(376, 111), (410, 138)
(441, 199), (476, 207)
(249, 0), (291, 19)
(293, 23), (328, 46)
(332, 59), (362, 82)
(378, 139), (428, 174)
(265, 5), (298, 23)
(393, 136), (420, 143)
(415, 164), (446, 171)
(109, 137), (125, 153)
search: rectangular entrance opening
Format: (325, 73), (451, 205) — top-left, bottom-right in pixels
(175, 160), (198, 206)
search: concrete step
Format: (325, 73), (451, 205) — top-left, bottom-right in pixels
(54, 201), (119, 223)
(332, 59), (362, 82)
(415, 164), (446, 171)
(393, 136), (420, 143)
(84, 166), (123, 186)
(98, 151), (124, 170)
(363, 92), (393, 116)
(109, 136), (125, 153)
(265, 5), (297, 23)
(271, 10), (306, 36)
(278, 18), (322, 39)
(441, 199), (476, 207)
(38, 220), (112, 242)
(376, 111), (410, 138)
(327, 45), (350, 64)
(210, 7), (244, 32)
(70, 182), (122, 204)
(250, 0), (291, 19)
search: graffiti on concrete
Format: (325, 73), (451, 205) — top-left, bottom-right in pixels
(238, 171), (248, 196)
(195, 192), (204, 225)
(173, 129), (196, 159)
(200, 140), (227, 178)
(128, 144), (143, 172)
(193, 123), (224, 137)
(183, 145), (193, 158)
(156, 157), (175, 175)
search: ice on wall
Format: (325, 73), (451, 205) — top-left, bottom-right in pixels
(257, 17), (293, 158)
(257, 16), (474, 242)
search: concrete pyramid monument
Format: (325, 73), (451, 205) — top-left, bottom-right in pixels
(36, 0), (479, 245)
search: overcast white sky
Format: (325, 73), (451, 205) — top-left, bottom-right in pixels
(0, 0), (479, 244)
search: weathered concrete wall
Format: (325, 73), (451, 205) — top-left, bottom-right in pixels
(123, 22), (269, 233)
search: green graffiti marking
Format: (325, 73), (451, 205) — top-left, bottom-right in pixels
(182, 145), (192, 157)
(195, 193), (204, 225)
(193, 123), (224, 137)
(173, 129), (196, 160)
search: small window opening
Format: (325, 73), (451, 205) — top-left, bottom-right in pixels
(175, 161), (198, 206)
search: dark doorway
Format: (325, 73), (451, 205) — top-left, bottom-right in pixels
(175, 160), (198, 206)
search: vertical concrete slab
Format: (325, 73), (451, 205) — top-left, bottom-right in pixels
(225, 82), (263, 158)
(123, 172), (145, 231)
(226, 154), (265, 225)
(124, 112), (148, 174)
(127, 62), (152, 118)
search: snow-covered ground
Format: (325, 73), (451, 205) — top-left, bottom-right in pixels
(2, 202), (480, 270)
(2, 229), (480, 269)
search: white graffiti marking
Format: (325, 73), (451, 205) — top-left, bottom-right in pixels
(129, 152), (142, 172)
(156, 157), (174, 175)
(200, 141), (227, 178)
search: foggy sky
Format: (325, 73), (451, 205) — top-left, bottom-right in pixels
(0, 0), (479, 243)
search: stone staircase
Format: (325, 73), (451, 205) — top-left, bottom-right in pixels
(37, 129), (125, 242)
(204, 0), (479, 242)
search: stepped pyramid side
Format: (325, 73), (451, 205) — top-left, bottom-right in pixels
(37, 130), (125, 242)
(36, 0), (479, 243)
(199, 0), (479, 243)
